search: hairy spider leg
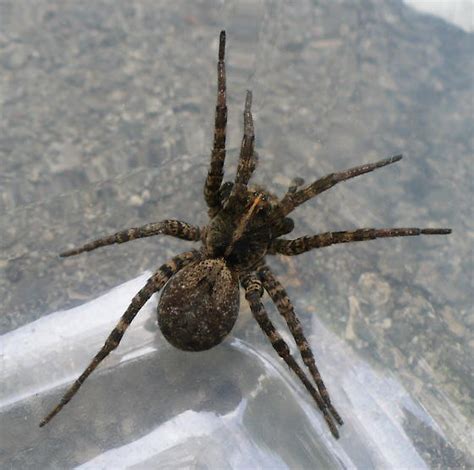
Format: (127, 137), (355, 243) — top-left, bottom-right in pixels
(270, 227), (452, 256)
(258, 265), (343, 425)
(60, 220), (201, 257)
(241, 273), (340, 439)
(278, 154), (403, 217)
(204, 30), (228, 217)
(225, 90), (257, 209)
(235, 90), (256, 187)
(39, 250), (201, 427)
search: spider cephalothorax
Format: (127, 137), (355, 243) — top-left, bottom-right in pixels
(40, 31), (451, 439)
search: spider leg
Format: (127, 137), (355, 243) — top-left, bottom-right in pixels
(60, 220), (201, 257)
(258, 265), (343, 425)
(39, 250), (201, 427)
(278, 154), (402, 217)
(226, 91), (257, 208)
(241, 272), (340, 438)
(235, 91), (256, 187)
(270, 227), (452, 255)
(204, 30), (228, 217)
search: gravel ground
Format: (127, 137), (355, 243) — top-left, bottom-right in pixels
(1, 0), (472, 467)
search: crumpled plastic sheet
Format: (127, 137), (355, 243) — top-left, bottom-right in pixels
(1, 273), (452, 469)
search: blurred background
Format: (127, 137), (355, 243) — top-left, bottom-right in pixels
(1, 0), (472, 468)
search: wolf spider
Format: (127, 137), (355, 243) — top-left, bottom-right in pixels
(40, 31), (451, 438)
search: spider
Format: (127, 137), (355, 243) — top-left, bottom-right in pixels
(40, 31), (451, 439)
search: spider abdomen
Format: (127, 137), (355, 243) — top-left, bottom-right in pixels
(158, 259), (240, 351)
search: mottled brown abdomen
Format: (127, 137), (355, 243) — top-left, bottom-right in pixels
(158, 259), (240, 351)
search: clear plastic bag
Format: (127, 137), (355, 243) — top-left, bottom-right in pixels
(1, 273), (466, 468)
